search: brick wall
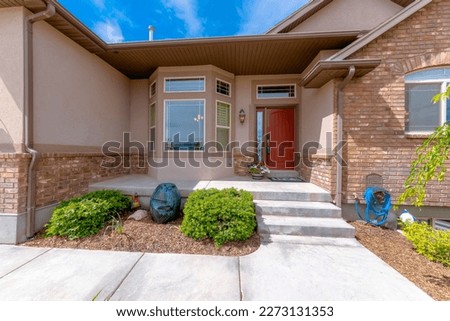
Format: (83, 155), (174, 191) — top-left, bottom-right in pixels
(35, 153), (148, 208)
(0, 153), (30, 214)
(1, 152), (147, 213)
(343, 0), (450, 206)
(300, 156), (335, 194)
(233, 151), (254, 176)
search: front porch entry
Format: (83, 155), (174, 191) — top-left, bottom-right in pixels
(90, 175), (355, 244)
(256, 107), (295, 170)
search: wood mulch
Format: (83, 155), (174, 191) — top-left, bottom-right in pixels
(350, 221), (450, 301)
(24, 212), (260, 257)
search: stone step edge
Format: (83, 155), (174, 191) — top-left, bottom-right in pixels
(254, 201), (342, 218)
(256, 216), (355, 238)
(259, 234), (361, 247)
(257, 215), (354, 227)
(251, 191), (332, 202)
(254, 200), (341, 208)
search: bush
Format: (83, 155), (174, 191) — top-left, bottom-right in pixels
(402, 222), (450, 268)
(45, 190), (131, 239)
(181, 188), (256, 248)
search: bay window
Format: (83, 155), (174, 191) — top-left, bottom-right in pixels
(164, 100), (205, 150)
(216, 101), (231, 151)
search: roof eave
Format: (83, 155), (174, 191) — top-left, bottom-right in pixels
(301, 59), (381, 88)
(47, 0), (107, 53)
(266, 0), (333, 34)
(106, 30), (363, 51)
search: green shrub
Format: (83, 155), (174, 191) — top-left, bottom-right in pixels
(60, 190), (132, 213)
(181, 188), (256, 248)
(45, 190), (131, 239)
(402, 222), (450, 268)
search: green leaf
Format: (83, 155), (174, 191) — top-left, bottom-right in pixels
(181, 188), (256, 248)
(45, 190), (130, 239)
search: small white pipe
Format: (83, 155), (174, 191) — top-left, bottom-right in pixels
(148, 25), (155, 41)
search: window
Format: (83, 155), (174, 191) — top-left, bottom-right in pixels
(405, 68), (450, 133)
(164, 77), (205, 92)
(149, 82), (156, 98)
(216, 101), (231, 151)
(164, 100), (204, 150)
(257, 84), (295, 99)
(216, 79), (231, 96)
(149, 103), (156, 151)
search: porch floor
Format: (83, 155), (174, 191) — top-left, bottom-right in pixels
(89, 174), (333, 202)
(89, 174), (353, 241)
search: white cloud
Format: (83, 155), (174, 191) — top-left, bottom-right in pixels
(88, 0), (131, 43)
(93, 19), (124, 43)
(237, 0), (308, 35)
(91, 0), (105, 11)
(161, 0), (203, 37)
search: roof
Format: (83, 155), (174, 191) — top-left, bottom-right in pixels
(0, 0), (431, 82)
(0, 0), (361, 78)
(296, 0), (432, 87)
(301, 59), (381, 88)
(99, 32), (360, 79)
(329, 0), (432, 60)
(267, 0), (417, 34)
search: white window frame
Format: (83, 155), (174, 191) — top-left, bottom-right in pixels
(149, 81), (157, 98)
(405, 78), (449, 134)
(149, 103), (156, 151)
(215, 100), (231, 151)
(216, 78), (231, 97)
(256, 84), (296, 99)
(164, 76), (206, 93)
(163, 99), (206, 150)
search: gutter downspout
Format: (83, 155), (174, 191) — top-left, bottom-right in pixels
(24, 2), (56, 238)
(335, 66), (355, 208)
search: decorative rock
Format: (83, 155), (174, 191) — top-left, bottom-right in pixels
(128, 210), (149, 221)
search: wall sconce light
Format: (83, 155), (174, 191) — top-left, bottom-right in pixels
(239, 109), (246, 124)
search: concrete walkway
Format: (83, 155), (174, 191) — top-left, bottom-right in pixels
(0, 241), (432, 301)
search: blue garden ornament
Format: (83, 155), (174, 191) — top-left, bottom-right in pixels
(355, 187), (392, 226)
(150, 183), (181, 224)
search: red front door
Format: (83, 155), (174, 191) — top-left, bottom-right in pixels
(263, 108), (295, 170)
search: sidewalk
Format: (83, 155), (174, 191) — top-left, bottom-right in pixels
(0, 241), (432, 301)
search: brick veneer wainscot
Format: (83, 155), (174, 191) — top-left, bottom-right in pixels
(0, 153), (30, 214)
(0, 152), (147, 213)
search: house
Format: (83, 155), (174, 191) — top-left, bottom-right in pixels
(1, 0), (449, 244)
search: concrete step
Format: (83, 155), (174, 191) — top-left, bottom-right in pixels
(260, 234), (361, 247)
(256, 216), (355, 238)
(251, 191), (332, 202)
(254, 200), (341, 218)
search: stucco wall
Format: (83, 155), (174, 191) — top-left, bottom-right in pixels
(32, 20), (130, 152)
(234, 76), (253, 146)
(292, 0), (402, 33)
(0, 7), (25, 153)
(300, 81), (334, 154)
(130, 79), (149, 150)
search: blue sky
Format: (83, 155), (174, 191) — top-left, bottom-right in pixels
(58, 0), (308, 43)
